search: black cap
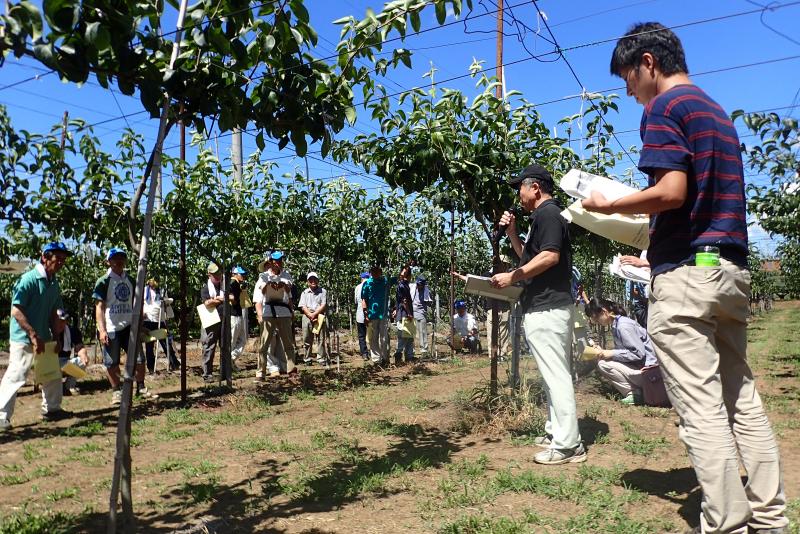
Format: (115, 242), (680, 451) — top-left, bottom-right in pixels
(508, 164), (553, 190)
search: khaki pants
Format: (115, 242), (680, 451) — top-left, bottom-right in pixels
(367, 319), (389, 364)
(522, 305), (580, 450)
(301, 315), (329, 364)
(649, 259), (786, 533)
(261, 317), (295, 375)
(596, 360), (643, 397)
(0, 342), (63, 421)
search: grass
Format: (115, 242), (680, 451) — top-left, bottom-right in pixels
(45, 487), (79, 502)
(619, 421), (669, 456)
(229, 435), (307, 454)
(64, 442), (105, 466)
(0, 507), (88, 534)
(62, 421), (104, 438)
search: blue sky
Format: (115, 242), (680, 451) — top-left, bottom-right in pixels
(2, 0), (798, 254)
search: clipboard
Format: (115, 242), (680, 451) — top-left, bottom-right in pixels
(197, 304), (221, 329)
(312, 314), (326, 335)
(34, 341), (62, 384)
(464, 275), (523, 303)
(61, 362), (87, 379)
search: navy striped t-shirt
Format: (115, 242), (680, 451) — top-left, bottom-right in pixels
(638, 84), (748, 275)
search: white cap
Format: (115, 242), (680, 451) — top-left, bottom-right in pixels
(306, 272), (319, 281)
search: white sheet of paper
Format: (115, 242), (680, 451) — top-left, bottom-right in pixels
(608, 254), (651, 284)
(464, 275), (523, 303)
(196, 304), (221, 329)
(559, 168), (640, 201)
(562, 201), (650, 250)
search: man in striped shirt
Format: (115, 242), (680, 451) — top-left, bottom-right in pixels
(583, 22), (787, 534)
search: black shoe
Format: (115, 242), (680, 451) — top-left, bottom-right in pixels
(40, 409), (74, 422)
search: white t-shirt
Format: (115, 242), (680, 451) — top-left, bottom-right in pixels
(143, 285), (161, 322)
(453, 312), (478, 338)
(354, 281), (365, 323)
(92, 269), (134, 332)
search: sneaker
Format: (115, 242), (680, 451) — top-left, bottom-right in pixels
(620, 393), (636, 405)
(269, 371), (281, 378)
(40, 409), (74, 422)
(533, 443), (587, 465)
(255, 370), (264, 379)
(111, 390), (122, 406)
(68, 387), (81, 396)
(0, 418), (10, 432)
(202, 375), (215, 383)
(533, 434), (553, 448)
(136, 387), (158, 399)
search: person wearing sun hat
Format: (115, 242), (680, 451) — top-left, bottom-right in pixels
(94, 247), (154, 404)
(199, 261), (224, 382)
(258, 251), (296, 378)
(0, 242), (74, 430)
(55, 308), (88, 396)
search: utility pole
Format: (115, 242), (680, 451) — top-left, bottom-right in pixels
(489, 0), (504, 399)
(232, 127), (243, 184)
(496, 0), (504, 99)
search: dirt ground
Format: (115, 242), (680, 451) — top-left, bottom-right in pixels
(0, 303), (798, 533)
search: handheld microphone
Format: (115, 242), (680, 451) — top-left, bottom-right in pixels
(492, 206), (521, 245)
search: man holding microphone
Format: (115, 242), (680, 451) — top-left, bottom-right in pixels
(491, 164), (584, 465)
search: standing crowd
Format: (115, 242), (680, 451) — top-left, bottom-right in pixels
(0, 20), (788, 534)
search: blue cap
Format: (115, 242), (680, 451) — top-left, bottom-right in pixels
(454, 300), (466, 309)
(42, 242), (72, 256)
(232, 266), (246, 275)
(360, 272), (370, 279)
(107, 247), (127, 261)
(270, 250), (284, 261)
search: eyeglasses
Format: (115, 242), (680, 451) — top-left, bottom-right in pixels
(624, 64), (640, 85)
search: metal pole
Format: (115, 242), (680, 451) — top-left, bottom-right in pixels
(449, 209), (455, 360)
(179, 112), (187, 404)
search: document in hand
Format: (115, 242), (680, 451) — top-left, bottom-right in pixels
(559, 169), (650, 250)
(197, 304), (221, 330)
(34, 341), (62, 384)
(608, 254), (651, 284)
(464, 275), (523, 303)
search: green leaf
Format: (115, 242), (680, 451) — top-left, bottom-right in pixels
(289, 0), (310, 24)
(255, 132), (265, 151)
(84, 21), (111, 50)
(434, 2), (446, 25)
(410, 11), (421, 33)
(43, 0), (79, 33)
(345, 106), (357, 125)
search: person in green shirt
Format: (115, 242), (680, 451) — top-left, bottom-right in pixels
(0, 242), (74, 430)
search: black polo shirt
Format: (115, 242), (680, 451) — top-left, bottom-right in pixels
(518, 199), (573, 312)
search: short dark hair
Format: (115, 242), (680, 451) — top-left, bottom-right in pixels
(610, 22), (688, 78)
(521, 176), (554, 196)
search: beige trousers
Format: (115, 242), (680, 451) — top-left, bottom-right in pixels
(649, 259), (786, 533)
(260, 317), (295, 375)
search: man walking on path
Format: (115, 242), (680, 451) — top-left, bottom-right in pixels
(492, 164), (584, 466)
(95, 248), (154, 404)
(361, 265), (395, 366)
(583, 22), (786, 534)
(0, 242), (73, 430)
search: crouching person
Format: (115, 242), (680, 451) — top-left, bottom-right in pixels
(56, 309), (88, 396)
